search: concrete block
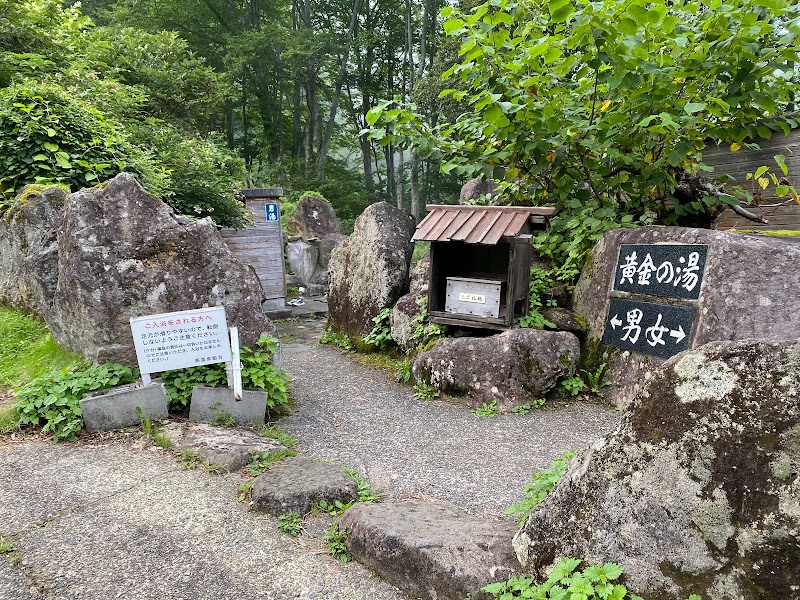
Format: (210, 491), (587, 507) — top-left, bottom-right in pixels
(189, 386), (266, 427)
(80, 383), (168, 432)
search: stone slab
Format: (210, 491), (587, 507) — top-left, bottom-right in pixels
(251, 456), (358, 516)
(574, 226), (800, 407)
(189, 386), (266, 427)
(80, 383), (168, 432)
(163, 421), (285, 472)
(340, 500), (519, 600)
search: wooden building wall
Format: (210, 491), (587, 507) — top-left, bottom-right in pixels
(220, 198), (285, 300)
(704, 129), (800, 231)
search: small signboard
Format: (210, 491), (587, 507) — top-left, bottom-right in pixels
(613, 244), (708, 300)
(265, 202), (280, 222)
(602, 297), (695, 359)
(130, 307), (232, 374)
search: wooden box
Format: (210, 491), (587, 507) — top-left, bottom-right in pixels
(445, 277), (504, 318)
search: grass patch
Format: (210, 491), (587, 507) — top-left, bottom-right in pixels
(0, 307), (83, 388)
(0, 404), (20, 434)
(259, 424), (297, 449)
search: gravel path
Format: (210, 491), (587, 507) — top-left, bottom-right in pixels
(0, 320), (621, 599)
(278, 333), (621, 517)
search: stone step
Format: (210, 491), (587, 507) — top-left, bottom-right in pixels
(251, 456), (359, 516)
(340, 499), (519, 600)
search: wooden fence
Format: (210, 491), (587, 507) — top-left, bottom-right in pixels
(704, 128), (800, 231)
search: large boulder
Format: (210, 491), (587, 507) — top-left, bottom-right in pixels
(412, 329), (580, 411)
(0, 174), (274, 365)
(459, 176), (500, 205)
(574, 227), (800, 407)
(409, 249), (430, 292)
(285, 238), (319, 287)
(514, 339), (800, 600)
(285, 193), (341, 239)
(328, 202), (415, 341)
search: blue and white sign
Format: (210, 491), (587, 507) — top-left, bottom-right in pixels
(265, 202), (280, 222)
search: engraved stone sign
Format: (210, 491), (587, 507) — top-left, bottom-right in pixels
(613, 244), (708, 300)
(602, 297), (694, 359)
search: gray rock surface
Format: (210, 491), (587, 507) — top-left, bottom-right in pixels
(410, 250), (430, 292)
(0, 185), (63, 315)
(328, 202), (415, 341)
(164, 421), (285, 472)
(574, 226), (800, 407)
(189, 386), (268, 428)
(390, 291), (426, 352)
(514, 338), (800, 600)
(285, 193), (342, 239)
(286, 239), (319, 287)
(412, 329), (581, 410)
(251, 456), (358, 515)
(459, 176), (500, 205)
(541, 308), (586, 334)
(0, 175), (274, 365)
(341, 500), (519, 600)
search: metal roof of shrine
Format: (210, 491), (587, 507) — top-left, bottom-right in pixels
(412, 204), (556, 245)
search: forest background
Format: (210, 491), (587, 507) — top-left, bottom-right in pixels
(1, 0), (798, 272)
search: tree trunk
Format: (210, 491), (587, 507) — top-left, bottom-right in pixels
(396, 150), (404, 209)
(225, 100), (235, 150)
(411, 149), (420, 221)
(316, 0), (363, 179)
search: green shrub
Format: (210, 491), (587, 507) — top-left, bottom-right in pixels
(362, 308), (394, 350)
(505, 450), (575, 525)
(0, 81), (167, 203)
(483, 557), (642, 600)
(277, 512), (302, 537)
(15, 362), (138, 441)
(162, 336), (291, 416)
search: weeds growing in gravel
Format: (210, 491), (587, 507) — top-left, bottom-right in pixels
(139, 410), (172, 450)
(311, 499), (353, 516)
(505, 450), (575, 525)
(413, 380), (438, 401)
(246, 448), (297, 476)
(511, 399), (546, 415)
(346, 469), (382, 503)
(237, 481), (254, 502)
(0, 404), (20, 434)
(0, 537), (15, 553)
(475, 400), (499, 417)
(277, 512), (302, 537)
(325, 521), (351, 564)
(259, 424), (297, 449)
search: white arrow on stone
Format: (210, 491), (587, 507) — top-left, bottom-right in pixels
(610, 314), (623, 329)
(669, 325), (686, 343)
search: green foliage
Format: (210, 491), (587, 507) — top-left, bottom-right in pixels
(237, 480), (255, 502)
(0, 404), (20, 434)
(135, 122), (250, 228)
(277, 512), (303, 537)
(511, 398), (546, 415)
(413, 380), (439, 402)
(520, 267), (558, 329)
(483, 557), (643, 600)
(246, 448), (297, 476)
(368, 0), (800, 270)
(210, 407), (236, 427)
(260, 424), (297, 449)
(311, 498), (354, 517)
(395, 357), (414, 384)
(325, 521), (352, 564)
(409, 296), (447, 350)
(162, 364), (226, 410)
(345, 468), (382, 503)
(139, 411), (172, 450)
(362, 308), (395, 350)
(0, 537), (16, 554)
(15, 362), (137, 441)
(475, 400), (499, 417)
(0, 81), (127, 199)
(0, 307), (83, 389)
(505, 450), (575, 525)
(163, 337), (291, 416)
(559, 376), (585, 397)
(320, 329), (356, 351)
(177, 449), (202, 470)
(582, 363), (610, 395)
